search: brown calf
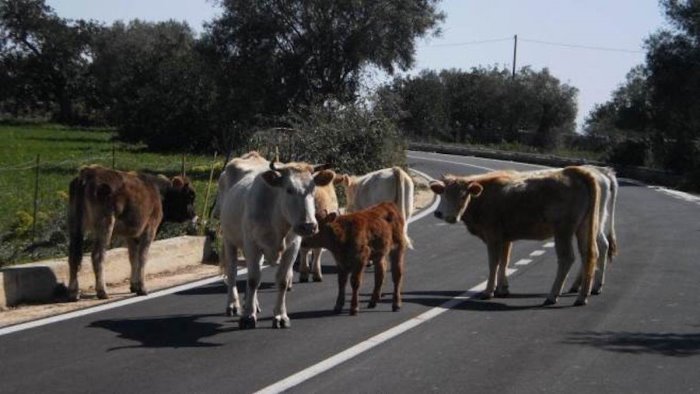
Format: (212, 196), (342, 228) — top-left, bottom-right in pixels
(67, 165), (196, 301)
(301, 202), (408, 315)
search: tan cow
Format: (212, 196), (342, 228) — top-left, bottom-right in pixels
(430, 166), (601, 306)
(337, 167), (414, 248)
(301, 202), (408, 315)
(67, 165), (196, 300)
(298, 182), (339, 283)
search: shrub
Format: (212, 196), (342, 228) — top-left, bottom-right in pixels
(606, 139), (650, 167)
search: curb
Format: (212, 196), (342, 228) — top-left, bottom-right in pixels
(1, 235), (206, 308)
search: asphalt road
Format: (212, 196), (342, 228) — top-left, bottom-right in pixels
(1, 151), (699, 393)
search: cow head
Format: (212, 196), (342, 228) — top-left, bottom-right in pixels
(430, 176), (482, 224)
(301, 210), (338, 249)
(262, 161), (335, 236)
(162, 176), (197, 223)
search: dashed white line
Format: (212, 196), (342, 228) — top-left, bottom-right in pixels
(514, 259), (532, 266)
(529, 250), (546, 257)
(543, 242), (555, 248)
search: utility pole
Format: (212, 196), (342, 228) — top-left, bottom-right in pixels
(512, 34), (518, 80)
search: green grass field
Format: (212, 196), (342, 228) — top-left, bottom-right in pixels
(0, 124), (222, 265)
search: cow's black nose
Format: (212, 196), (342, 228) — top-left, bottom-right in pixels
(434, 211), (443, 219)
(296, 223), (318, 236)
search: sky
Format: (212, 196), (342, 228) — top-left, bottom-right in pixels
(48, 0), (668, 130)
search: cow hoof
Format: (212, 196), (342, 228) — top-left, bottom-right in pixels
(239, 316), (257, 329)
(392, 304), (401, 312)
(591, 287), (602, 296)
(350, 309), (359, 316)
(573, 299), (588, 307)
(96, 290), (109, 300)
(129, 284), (137, 293)
(225, 306), (238, 317)
(542, 298), (557, 306)
(333, 305), (343, 314)
(567, 286), (580, 294)
(478, 291), (493, 300)
(494, 289), (510, 298)
(299, 275), (309, 283)
(136, 289), (148, 296)
(67, 290), (80, 302)
(272, 317), (290, 329)
(367, 300), (377, 309)
(286, 285), (292, 292)
(312, 275), (323, 282)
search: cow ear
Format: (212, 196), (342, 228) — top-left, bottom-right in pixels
(467, 182), (483, 197)
(171, 177), (184, 189)
(314, 170), (335, 186)
(429, 181), (445, 195)
(333, 174), (346, 185)
(326, 212), (338, 222)
(262, 170), (283, 187)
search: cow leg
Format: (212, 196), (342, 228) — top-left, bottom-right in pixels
(223, 239), (240, 316)
(544, 234), (575, 306)
(127, 238), (139, 293)
(68, 242), (83, 302)
(272, 235), (300, 329)
(368, 256), (386, 309)
(240, 246), (263, 329)
(311, 248), (323, 282)
(334, 268), (348, 313)
(480, 240), (502, 300)
(592, 231), (609, 295)
(298, 248), (311, 283)
(132, 229), (154, 296)
(91, 217), (114, 300)
(573, 226), (599, 306)
(495, 242), (512, 298)
(569, 232), (609, 295)
(390, 248), (405, 312)
(350, 265), (364, 316)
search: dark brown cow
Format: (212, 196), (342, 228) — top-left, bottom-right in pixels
(301, 202), (408, 315)
(67, 165), (196, 301)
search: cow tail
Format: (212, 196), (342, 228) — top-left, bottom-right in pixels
(68, 176), (85, 272)
(581, 167), (601, 282)
(607, 169), (619, 260)
(393, 167), (414, 250)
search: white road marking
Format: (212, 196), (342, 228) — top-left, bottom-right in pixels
(543, 242), (555, 248)
(407, 154), (496, 172)
(0, 270), (247, 337)
(529, 250), (546, 257)
(256, 276), (495, 394)
(408, 151), (549, 170)
(514, 259), (532, 266)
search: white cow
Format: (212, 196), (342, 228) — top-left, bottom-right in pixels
(337, 167), (415, 248)
(220, 155), (335, 329)
(570, 166), (618, 295)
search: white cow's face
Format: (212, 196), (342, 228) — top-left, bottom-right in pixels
(263, 165), (335, 236)
(430, 177), (482, 224)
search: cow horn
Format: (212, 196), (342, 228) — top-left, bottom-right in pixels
(313, 163), (332, 172)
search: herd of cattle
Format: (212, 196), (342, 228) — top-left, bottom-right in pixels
(66, 152), (618, 329)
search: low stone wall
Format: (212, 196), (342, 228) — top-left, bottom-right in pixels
(1, 235), (206, 308)
(409, 142), (683, 187)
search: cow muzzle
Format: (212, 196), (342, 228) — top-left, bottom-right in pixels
(295, 222), (318, 236)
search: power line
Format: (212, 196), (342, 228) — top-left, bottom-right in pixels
(419, 36), (643, 54)
(419, 37), (512, 48)
(520, 38), (644, 54)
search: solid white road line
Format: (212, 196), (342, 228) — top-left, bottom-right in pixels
(256, 278), (491, 394)
(0, 270), (246, 337)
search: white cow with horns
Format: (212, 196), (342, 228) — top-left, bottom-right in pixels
(219, 152), (335, 329)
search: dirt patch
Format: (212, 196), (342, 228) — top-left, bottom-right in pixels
(0, 171), (435, 329)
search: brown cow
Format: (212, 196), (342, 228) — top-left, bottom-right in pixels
(67, 165), (197, 301)
(301, 202), (408, 315)
(430, 166), (601, 306)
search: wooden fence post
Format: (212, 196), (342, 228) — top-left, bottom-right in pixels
(32, 154), (40, 242)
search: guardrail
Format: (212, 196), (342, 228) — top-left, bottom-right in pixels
(408, 142), (683, 187)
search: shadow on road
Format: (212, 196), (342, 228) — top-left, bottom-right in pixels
(399, 290), (545, 311)
(89, 313), (229, 350)
(564, 331), (700, 357)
